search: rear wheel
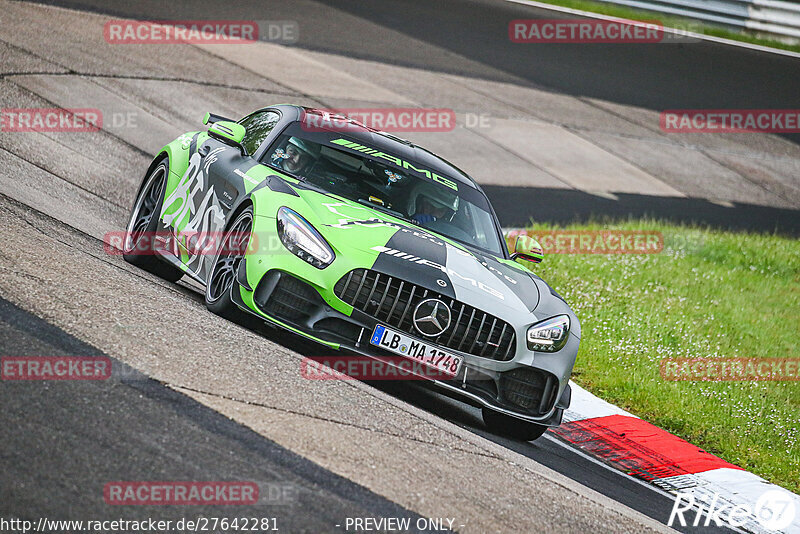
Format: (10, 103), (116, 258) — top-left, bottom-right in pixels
(205, 207), (260, 328)
(482, 407), (548, 441)
(123, 160), (183, 282)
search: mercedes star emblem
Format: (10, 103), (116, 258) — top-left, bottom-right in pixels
(413, 298), (452, 337)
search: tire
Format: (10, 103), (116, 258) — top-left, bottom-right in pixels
(123, 160), (184, 282)
(205, 206), (260, 328)
(482, 407), (548, 441)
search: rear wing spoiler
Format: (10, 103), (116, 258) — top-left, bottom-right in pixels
(202, 112), (235, 125)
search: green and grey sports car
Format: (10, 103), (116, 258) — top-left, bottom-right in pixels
(123, 105), (580, 441)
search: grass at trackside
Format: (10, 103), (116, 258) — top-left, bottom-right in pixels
(520, 0), (800, 54)
(513, 220), (800, 493)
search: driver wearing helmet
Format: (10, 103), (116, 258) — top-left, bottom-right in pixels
(408, 182), (459, 225)
(271, 137), (320, 174)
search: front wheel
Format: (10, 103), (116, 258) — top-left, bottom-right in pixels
(123, 160), (183, 282)
(205, 207), (260, 328)
(482, 407), (548, 441)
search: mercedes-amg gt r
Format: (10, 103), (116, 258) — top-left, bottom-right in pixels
(123, 105), (580, 440)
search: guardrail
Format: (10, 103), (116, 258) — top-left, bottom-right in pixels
(593, 0), (800, 41)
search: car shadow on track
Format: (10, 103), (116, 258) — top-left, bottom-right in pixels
(239, 316), (506, 437)
(166, 285), (733, 533)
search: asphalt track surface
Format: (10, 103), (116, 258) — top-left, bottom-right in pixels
(0, 187), (671, 534)
(0, 289), (731, 534)
(26, 0), (800, 235)
(28, 0), (800, 113)
(0, 0), (794, 532)
(0, 297), (432, 532)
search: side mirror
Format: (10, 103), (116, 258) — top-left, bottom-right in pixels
(204, 113), (247, 155)
(511, 235), (543, 264)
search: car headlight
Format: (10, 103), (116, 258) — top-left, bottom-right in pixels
(527, 315), (570, 352)
(276, 207), (335, 269)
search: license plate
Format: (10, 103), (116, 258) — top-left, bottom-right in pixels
(369, 324), (462, 378)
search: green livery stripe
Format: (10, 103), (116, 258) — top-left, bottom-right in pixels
(240, 164), (272, 194)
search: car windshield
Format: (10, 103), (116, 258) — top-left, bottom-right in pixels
(263, 125), (505, 256)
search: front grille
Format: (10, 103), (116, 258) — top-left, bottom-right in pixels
(500, 368), (557, 415)
(334, 269), (516, 361)
(260, 272), (321, 323)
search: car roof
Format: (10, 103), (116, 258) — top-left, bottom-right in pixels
(270, 104), (479, 189)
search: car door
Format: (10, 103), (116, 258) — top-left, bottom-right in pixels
(161, 110), (281, 282)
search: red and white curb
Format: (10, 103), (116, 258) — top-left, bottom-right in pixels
(555, 381), (800, 533)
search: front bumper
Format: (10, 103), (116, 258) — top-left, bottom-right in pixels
(232, 265), (572, 425)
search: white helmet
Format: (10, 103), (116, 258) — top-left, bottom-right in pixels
(287, 136), (321, 158)
(408, 182), (459, 220)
